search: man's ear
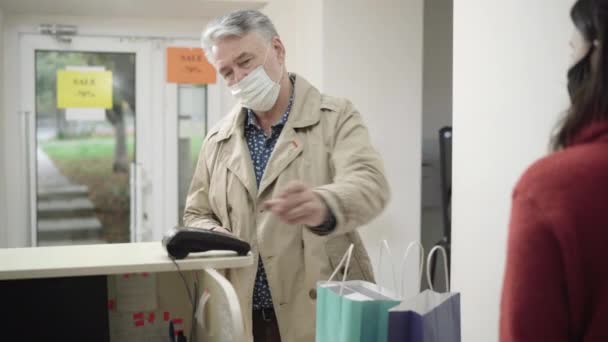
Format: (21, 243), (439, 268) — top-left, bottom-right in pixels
(272, 36), (286, 64)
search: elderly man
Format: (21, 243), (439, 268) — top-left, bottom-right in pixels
(184, 9), (389, 342)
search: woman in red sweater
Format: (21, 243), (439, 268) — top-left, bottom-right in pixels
(500, 0), (608, 341)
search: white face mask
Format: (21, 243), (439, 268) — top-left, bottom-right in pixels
(229, 46), (283, 112)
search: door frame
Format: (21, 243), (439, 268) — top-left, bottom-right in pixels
(19, 33), (156, 246)
(162, 39), (223, 228)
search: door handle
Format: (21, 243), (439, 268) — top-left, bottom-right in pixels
(135, 163), (144, 242)
(129, 162), (137, 242)
(21, 110), (37, 247)
(130, 162), (148, 242)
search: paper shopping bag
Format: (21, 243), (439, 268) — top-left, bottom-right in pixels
(387, 245), (461, 342)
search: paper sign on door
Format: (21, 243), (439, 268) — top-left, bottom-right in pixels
(57, 70), (113, 109)
(167, 47), (217, 84)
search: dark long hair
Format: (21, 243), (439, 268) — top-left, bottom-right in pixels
(553, 0), (608, 150)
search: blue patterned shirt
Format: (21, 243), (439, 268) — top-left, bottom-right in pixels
(246, 80), (295, 310)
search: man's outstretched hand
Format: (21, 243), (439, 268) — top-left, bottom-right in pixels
(264, 181), (329, 227)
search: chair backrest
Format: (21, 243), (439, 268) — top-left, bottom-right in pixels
(198, 268), (246, 342)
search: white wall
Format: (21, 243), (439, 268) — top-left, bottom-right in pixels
(262, 1), (296, 73)
(263, 0), (323, 89)
(323, 0), (423, 293)
(0, 8), (6, 247)
(293, 0), (323, 89)
(451, 1), (571, 340)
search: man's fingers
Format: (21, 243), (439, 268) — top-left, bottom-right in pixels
(278, 181), (308, 198)
(277, 192), (310, 214)
(284, 202), (313, 222)
(264, 182), (325, 226)
(265, 192), (309, 214)
(263, 199), (281, 210)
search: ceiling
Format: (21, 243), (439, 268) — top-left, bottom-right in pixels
(0, 0), (266, 19)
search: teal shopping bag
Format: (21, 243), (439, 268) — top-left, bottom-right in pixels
(316, 281), (400, 342)
(316, 243), (406, 342)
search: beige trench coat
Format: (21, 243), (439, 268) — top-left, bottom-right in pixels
(184, 74), (390, 342)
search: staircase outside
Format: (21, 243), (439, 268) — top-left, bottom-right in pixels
(36, 148), (106, 246)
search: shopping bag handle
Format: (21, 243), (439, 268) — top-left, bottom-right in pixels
(327, 244), (355, 295)
(426, 245), (450, 292)
(328, 243), (354, 282)
(377, 240), (398, 295)
(400, 241), (425, 298)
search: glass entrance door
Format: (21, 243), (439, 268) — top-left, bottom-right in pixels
(35, 50), (136, 246)
(20, 34), (154, 246)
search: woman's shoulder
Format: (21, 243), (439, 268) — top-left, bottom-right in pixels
(514, 141), (608, 199)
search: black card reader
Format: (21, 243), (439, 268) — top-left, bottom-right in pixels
(162, 227), (251, 259)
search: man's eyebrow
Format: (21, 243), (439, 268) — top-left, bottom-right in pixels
(235, 52), (253, 62)
(219, 52), (254, 75)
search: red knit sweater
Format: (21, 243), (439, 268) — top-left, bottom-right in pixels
(500, 120), (608, 342)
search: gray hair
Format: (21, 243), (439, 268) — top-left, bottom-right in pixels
(202, 10), (278, 60)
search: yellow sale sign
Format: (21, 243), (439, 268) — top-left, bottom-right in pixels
(57, 70), (113, 109)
